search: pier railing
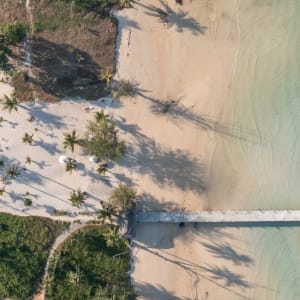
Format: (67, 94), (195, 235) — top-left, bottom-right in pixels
(137, 210), (300, 223)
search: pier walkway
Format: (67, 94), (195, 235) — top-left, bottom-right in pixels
(137, 210), (300, 223)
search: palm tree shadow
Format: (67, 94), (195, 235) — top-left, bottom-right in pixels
(121, 132), (207, 194)
(138, 0), (207, 35)
(201, 241), (254, 266)
(136, 89), (259, 143)
(134, 282), (191, 300)
(200, 264), (252, 288)
(116, 118), (206, 194)
(137, 192), (182, 212)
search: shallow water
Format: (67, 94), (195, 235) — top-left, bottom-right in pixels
(203, 1), (300, 298)
(209, 0), (300, 211)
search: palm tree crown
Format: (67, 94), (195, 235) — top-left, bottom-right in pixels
(1, 95), (18, 113)
(63, 130), (79, 152)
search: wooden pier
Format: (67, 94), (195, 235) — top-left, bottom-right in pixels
(137, 210), (300, 223)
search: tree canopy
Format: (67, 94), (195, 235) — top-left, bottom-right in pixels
(83, 111), (125, 161)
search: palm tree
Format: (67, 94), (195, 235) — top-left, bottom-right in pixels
(84, 114), (125, 162)
(25, 156), (31, 164)
(22, 133), (34, 145)
(65, 158), (77, 173)
(5, 165), (20, 179)
(97, 164), (107, 175)
(109, 184), (137, 214)
(98, 203), (116, 224)
(1, 94), (18, 113)
(94, 110), (108, 124)
(99, 68), (113, 87)
(67, 266), (81, 285)
(0, 187), (5, 196)
(69, 189), (85, 207)
(63, 130), (79, 152)
(120, 0), (132, 8)
(103, 225), (123, 248)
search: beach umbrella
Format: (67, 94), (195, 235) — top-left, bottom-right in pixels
(89, 155), (99, 163)
(59, 155), (67, 164)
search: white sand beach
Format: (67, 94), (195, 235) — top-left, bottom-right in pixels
(0, 85), (123, 220)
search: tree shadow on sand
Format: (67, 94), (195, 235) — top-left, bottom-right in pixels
(200, 264), (252, 288)
(28, 37), (106, 100)
(136, 89), (259, 143)
(201, 241), (254, 266)
(118, 125), (206, 194)
(20, 102), (66, 129)
(134, 282), (191, 300)
(134, 233), (253, 299)
(137, 192), (182, 212)
(137, 0), (207, 35)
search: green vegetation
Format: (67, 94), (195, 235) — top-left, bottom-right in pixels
(99, 68), (113, 87)
(83, 110), (125, 161)
(65, 158), (77, 173)
(63, 130), (80, 152)
(46, 226), (134, 300)
(0, 22), (27, 44)
(23, 198), (32, 206)
(96, 164), (107, 175)
(22, 133), (34, 145)
(120, 0), (132, 8)
(69, 189), (86, 207)
(5, 165), (20, 180)
(0, 213), (67, 300)
(112, 80), (137, 98)
(1, 94), (18, 113)
(109, 184), (136, 214)
(97, 202), (116, 223)
(25, 156), (32, 164)
(0, 187), (5, 196)
(0, 22), (27, 68)
(53, 209), (68, 216)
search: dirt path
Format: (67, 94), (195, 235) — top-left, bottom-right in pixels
(33, 222), (91, 300)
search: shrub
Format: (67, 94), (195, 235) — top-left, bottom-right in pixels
(0, 22), (27, 44)
(69, 189), (85, 207)
(112, 80), (137, 98)
(5, 165), (20, 179)
(109, 184), (136, 213)
(54, 209), (68, 216)
(24, 198), (32, 206)
(83, 111), (125, 161)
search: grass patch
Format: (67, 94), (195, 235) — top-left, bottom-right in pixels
(0, 213), (68, 300)
(46, 226), (134, 299)
(31, 0), (102, 33)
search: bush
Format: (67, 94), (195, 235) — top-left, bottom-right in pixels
(112, 80), (137, 98)
(54, 209), (68, 216)
(69, 189), (85, 207)
(83, 111), (125, 161)
(109, 184), (136, 213)
(0, 49), (8, 68)
(24, 198), (32, 206)
(0, 22), (27, 44)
